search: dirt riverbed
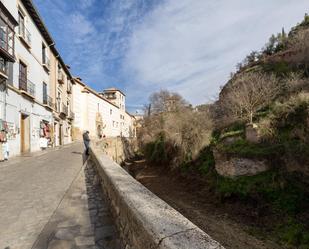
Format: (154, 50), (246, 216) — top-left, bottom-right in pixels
(124, 160), (286, 249)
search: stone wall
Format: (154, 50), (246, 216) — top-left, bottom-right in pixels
(94, 137), (138, 164)
(90, 146), (225, 249)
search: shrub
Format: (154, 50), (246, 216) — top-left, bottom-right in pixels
(217, 138), (284, 158)
(143, 132), (177, 164)
(215, 171), (308, 214)
(196, 146), (215, 175)
(262, 62), (293, 76)
(277, 219), (309, 247)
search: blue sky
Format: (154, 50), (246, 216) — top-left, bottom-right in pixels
(33, 0), (308, 113)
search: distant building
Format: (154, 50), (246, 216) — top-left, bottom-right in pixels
(72, 79), (135, 139)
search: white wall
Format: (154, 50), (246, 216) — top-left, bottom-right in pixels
(73, 82), (135, 139)
(1, 0), (54, 155)
(5, 89), (53, 156)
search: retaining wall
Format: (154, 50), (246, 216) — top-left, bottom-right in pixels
(90, 145), (225, 249)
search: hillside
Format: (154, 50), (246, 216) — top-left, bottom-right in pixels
(136, 14), (309, 249)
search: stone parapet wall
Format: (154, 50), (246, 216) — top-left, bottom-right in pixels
(90, 146), (225, 249)
(94, 137), (138, 164)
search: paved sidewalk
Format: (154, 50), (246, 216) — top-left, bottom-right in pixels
(0, 143), (120, 249)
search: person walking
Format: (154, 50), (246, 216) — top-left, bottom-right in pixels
(83, 130), (90, 155)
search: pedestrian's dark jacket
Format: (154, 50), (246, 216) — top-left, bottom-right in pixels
(83, 132), (90, 143)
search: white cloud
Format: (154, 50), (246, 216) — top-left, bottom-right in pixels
(124, 0), (309, 105)
(69, 12), (95, 40)
(79, 0), (95, 9)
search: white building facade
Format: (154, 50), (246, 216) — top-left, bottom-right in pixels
(72, 79), (136, 140)
(0, 0), (134, 157)
(0, 0), (73, 156)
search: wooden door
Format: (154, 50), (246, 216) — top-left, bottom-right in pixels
(59, 124), (62, 146)
(21, 114), (30, 153)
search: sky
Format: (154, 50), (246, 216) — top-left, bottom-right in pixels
(33, 0), (309, 113)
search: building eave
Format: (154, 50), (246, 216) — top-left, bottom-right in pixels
(20, 0), (73, 80)
(20, 0), (54, 45)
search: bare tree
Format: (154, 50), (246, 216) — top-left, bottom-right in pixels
(138, 90), (213, 166)
(149, 90), (188, 113)
(221, 72), (282, 124)
(287, 29), (309, 73)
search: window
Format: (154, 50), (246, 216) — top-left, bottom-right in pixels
(42, 43), (46, 63)
(67, 99), (70, 113)
(0, 56), (7, 75)
(43, 82), (47, 104)
(19, 61), (34, 96)
(0, 7), (15, 57)
(19, 61), (27, 91)
(18, 11), (25, 37)
(57, 64), (64, 83)
(56, 91), (61, 112)
(110, 109), (112, 115)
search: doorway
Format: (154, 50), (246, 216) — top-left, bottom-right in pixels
(20, 114), (30, 153)
(59, 124), (63, 146)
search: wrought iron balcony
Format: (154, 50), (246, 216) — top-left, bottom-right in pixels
(43, 95), (54, 109)
(19, 78), (35, 98)
(18, 21), (31, 47)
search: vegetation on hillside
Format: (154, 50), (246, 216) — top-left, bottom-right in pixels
(136, 14), (309, 248)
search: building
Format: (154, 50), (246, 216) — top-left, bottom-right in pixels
(72, 78), (136, 139)
(0, 0), (135, 158)
(101, 88), (135, 137)
(0, 0), (73, 156)
(49, 52), (74, 146)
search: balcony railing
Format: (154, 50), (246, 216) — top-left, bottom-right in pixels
(19, 78), (35, 98)
(61, 103), (68, 116)
(58, 71), (65, 84)
(42, 56), (50, 71)
(18, 21), (31, 47)
(43, 95), (53, 108)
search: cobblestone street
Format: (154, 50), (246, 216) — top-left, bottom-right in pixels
(0, 143), (120, 249)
